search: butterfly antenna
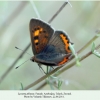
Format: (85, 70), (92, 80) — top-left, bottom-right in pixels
(15, 46), (32, 56)
(15, 58), (30, 69)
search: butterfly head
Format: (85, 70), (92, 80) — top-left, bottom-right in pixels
(30, 56), (34, 62)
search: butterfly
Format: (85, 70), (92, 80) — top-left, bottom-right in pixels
(29, 18), (73, 68)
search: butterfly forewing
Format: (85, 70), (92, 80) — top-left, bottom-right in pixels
(29, 18), (54, 55)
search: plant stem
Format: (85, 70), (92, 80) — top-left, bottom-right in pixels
(34, 30), (100, 90)
(24, 44), (100, 90)
(0, 2), (68, 84)
(77, 34), (99, 54)
(57, 44), (100, 76)
(48, 2), (68, 23)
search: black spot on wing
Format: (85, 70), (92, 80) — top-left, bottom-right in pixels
(35, 42), (39, 45)
(34, 36), (39, 40)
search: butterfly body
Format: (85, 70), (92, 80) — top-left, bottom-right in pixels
(29, 18), (73, 67)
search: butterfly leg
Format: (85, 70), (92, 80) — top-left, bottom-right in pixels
(46, 66), (55, 74)
(51, 66), (54, 70)
(46, 66), (51, 74)
(38, 63), (47, 74)
(38, 64), (55, 74)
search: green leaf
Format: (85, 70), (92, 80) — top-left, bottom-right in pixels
(91, 42), (100, 58)
(91, 42), (95, 52)
(69, 43), (75, 55)
(58, 80), (63, 90)
(93, 50), (100, 58)
(20, 82), (23, 90)
(69, 43), (81, 66)
(96, 34), (100, 37)
(76, 57), (81, 66)
(46, 77), (55, 90)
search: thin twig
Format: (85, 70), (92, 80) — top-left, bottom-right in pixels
(77, 35), (99, 54)
(0, 1), (28, 35)
(24, 44), (100, 90)
(0, 2), (68, 84)
(0, 2), (28, 84)
(0, 43), (31, 83)
(48, 2), (68, 23)
(24, 66), (61, 90)
(57, 44), (100, 75)
(29, 0), (41, 19)
(24, 1), (100, 90)
(34, 3), (100, 90)
(36, 82), (47, 90)
(35, 32), (100, 90)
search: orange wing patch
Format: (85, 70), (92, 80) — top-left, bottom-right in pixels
(60, 34), (71, 53)
(34, 30), (39, 36)
(33, 27), (43, 36)
(32, 26), (42, 53)
(34, 39), (38, 43)
(40, 28), (43, 32)
(58, 57), (68, 66)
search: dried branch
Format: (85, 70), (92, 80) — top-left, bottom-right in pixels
(24, 43), (100, 90)
(36, 82), (47, 90)
(0, 2), (68, 84)
(35, 31), (100, 90)
(0, 1), (28, 35)
(77, 34), (99, 54)
(0, 1), (28, 84)
(48, 2), (68, 23)
(0, 43), (31, 83)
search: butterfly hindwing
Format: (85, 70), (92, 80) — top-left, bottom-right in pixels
(54, 31), (73, 65)
(48, 30), (72, 54)
(48, 30), (73, 65)
(29, 18), (54, 55)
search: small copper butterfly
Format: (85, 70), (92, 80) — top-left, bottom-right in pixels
(29, 18), (73, 67)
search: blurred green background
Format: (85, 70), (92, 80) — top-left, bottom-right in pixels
(0, 1), (100, 90)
